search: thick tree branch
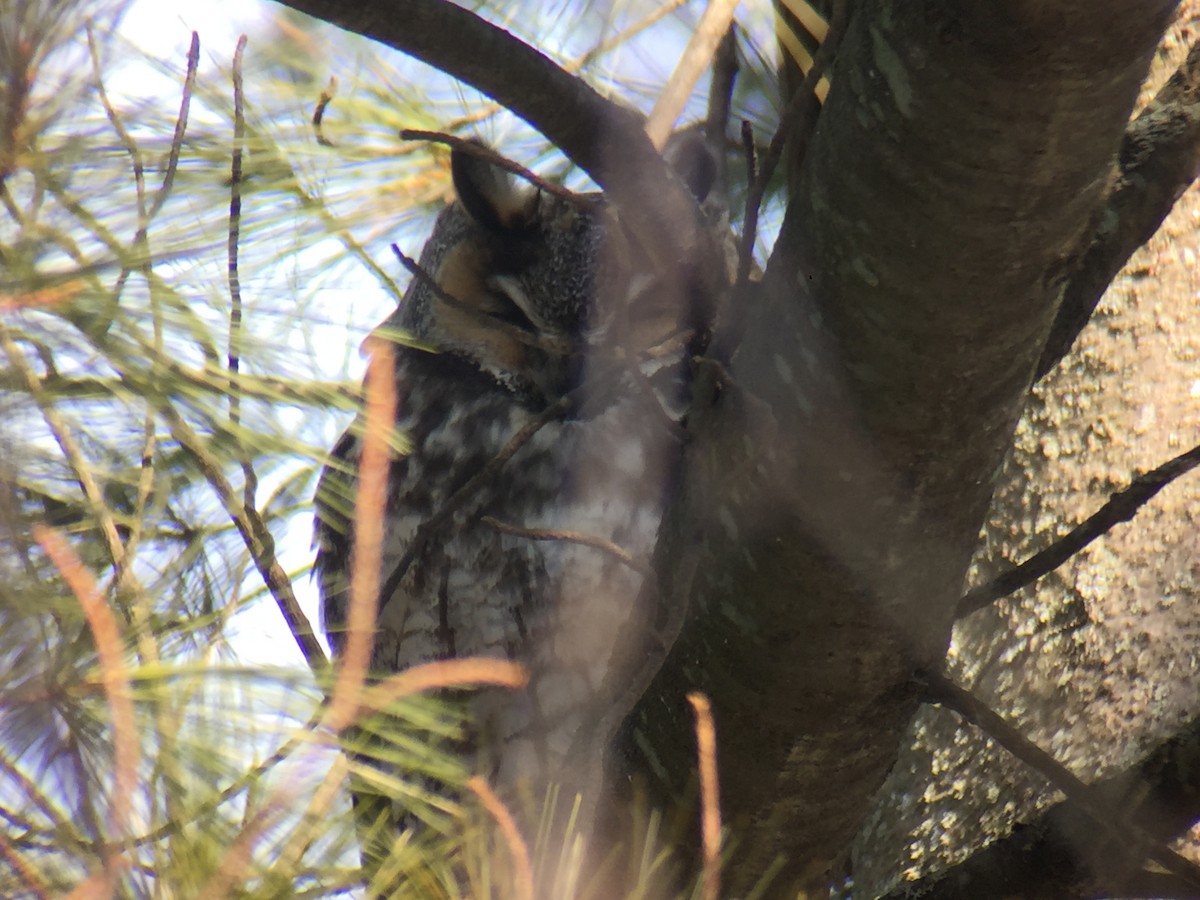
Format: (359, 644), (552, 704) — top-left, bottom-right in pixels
(269, 0), (724, 305)
(1038, 39), (1200, 378)
(883, 701), (1200, 899)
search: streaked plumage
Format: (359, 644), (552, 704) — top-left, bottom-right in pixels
(314, 138), (720, 834)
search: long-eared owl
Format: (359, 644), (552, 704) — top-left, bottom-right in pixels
(314, 135), (722, 834)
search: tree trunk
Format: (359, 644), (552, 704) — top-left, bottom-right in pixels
(632, 1), (1179, 890)
(855, 11), (1200, 893)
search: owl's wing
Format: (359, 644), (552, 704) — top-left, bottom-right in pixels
(313, 428), (360, 660)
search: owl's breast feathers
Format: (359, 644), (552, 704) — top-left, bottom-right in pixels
(314, 341), (680, 785)
(315, 135), (724, 814)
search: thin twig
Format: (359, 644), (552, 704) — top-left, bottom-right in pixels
(229, 35), (258, 511)
(646, 0), (740, 150)
(326, 341), (396, 734)
(398, 129), (589, 207)
(480, 515), (652, 578)
(705, 25), (739, 161)
(120, 423), (159, 608)
(147, 32), (199, 221)
(468, 776), (534, 900)
(688, 692), (721, 900)
(313, 75), (337, 147)
(958, 441), (1200, 617)
(390, 244), (572, 356)
(158, 403), (328, 673)
(740, 119), (757, 188)
(0, 324), (126, 570)
(358, 658), (528, 714)
(193, 802), (284, 900)
(33, 527), (138, 848)
(921, 668), (1200, 893)
(714, 0), (848, 362)
(0, 833), (50, 899)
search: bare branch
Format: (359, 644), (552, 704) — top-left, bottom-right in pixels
(313, 76), (337, 147)
(688, 691), (722, 900)
(228, 35), (257, 512)
(158, 404), (328, 673)
(739, 119), (756, 190)
(712, 0), (847, 362)
(958, 441), (1200, 617)
(272, 0), (725, 305)
(148, 32), (200, 221)
(479, 515), (652, 578)
(397, 130), (589, 208)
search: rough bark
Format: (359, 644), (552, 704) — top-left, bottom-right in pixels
(879, 709), (1200, 899)
(638, 3), (1176, 890)
(1038, 38), (1200, 377)
(856, 11), (1200, 895)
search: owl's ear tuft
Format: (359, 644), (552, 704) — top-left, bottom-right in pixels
(663, 129), (718, 204)
(451, 141), (536, 233)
